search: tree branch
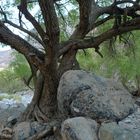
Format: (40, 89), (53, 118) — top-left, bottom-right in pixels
(0, 6), (43, 46)
(98, 0), (140, 17)
(38, 0), (60, 44)
(59, 17), (140, 55)
(5, 20), (44, 46)
(93, 17), (140, 47)
(71, 0), (99, 39)
(0, 21), (45, 71)
(71, 0), (140, 40)
(38, 0), (60, 65)
(18, 0), (46, 44)
(94, 15), (113, 28)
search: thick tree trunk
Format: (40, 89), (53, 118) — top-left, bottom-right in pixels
(38, 70), (59, 120)
(21, 69), (59, 122)
(20, 49), (79, 122)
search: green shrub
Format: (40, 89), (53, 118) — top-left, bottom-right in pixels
(0, 68), (26, 93)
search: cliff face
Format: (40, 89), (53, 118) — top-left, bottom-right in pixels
(0, 49), (13, 70)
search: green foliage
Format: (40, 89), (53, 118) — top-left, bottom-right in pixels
(102, 32), (140, 80)
(10, 51), (31, 79)
(77, 31), (140, 92)
(77, 49), (101, 72)
(0, 68), (26, 93)
(58, 2), (79, 41)
(0, 51), (32, 93)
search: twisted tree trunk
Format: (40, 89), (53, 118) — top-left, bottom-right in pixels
(21, 71), (57, 121)
(21, 52), (78, 122)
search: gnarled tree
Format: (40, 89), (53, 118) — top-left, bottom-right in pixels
(0, 0), (140, 122)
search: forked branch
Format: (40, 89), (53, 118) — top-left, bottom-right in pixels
(18, 0), (46, 43)
(0, 21), (45, 70)
(59, 17), (140, 56)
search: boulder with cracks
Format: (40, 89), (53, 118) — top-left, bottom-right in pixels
(58, 70), (135, 121)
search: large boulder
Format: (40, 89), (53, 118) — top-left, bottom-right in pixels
(57, 70), (135, 121)
(98, 122), (134, 140)
(61, 117), (98, 140)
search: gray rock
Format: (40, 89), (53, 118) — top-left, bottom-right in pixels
(13, 122), (31, 140)
(0, 103), (25, 126)
(119, 107), (140, 140)
(13, 121), (57, 140)
(134, 97), (140, 106)
(61, 117), (98, 140)
(30, 121), (46, 135)
(7, 115), (17, 127)
(0, 101), (10, 109)
(58, 70), (135, 121)
(99, 122), (134, 140)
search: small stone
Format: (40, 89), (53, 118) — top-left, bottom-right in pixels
(13, 122), (31, 140)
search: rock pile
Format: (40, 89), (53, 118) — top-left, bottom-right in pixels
(0, 70), (140, 140)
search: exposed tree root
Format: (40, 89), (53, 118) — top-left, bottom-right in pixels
(20, 103), (48, 123)
(20, 102), (36, 121)
(27, 120), (61, 140)
(53, 126), (62, 140)
(0, 119), (62, 140)
(34, 105), (48, 122)
(27, 127), (53, 140)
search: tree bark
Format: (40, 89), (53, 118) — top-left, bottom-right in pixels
(21, 67), (59, 122)
(20, 49), (79, 122)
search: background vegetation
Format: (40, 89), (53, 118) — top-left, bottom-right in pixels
(0, 52), (31, 93)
